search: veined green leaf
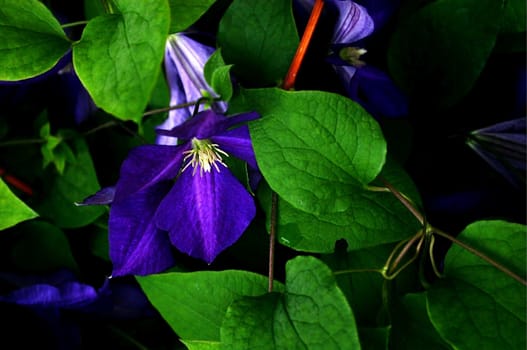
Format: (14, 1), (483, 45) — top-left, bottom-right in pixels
(220, 256), (361, 349)
(137, 269), (282, 342)
(73, 0), (170, 122)
(244, 88), (387, 216)
(0, 0), (71, 80)
(427, 220), (526, 350)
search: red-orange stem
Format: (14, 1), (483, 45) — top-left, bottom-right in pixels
(282, 0), (325, 90)
(0, 168), (34, 196)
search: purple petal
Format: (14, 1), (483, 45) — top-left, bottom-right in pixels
(467, 118), (526, 187)
(224, 111), (260, 128)
(335, 64), (408, 118)
(1, 282), (98, 309)
(467, 141), (525, 187)
(109, 183), (176, 276)
(157, 109), (224, 139)
(158, 34), (227, 145)
(334, 64), (358, 90)
(157, 110), (260, 140)
(156, 109), (230, 140)
(354, 0), (401, 30)
(470, 118), (526, 161)
(166, 33), (216, 103)
(472, 117), (526, 135)
(331, 1), (374, 44)
(75, 186), (115, 206)
(157, 41), (193, 145)
(155, 169), (256, 263)
(212, 125), (258, 169)
(114, 144), (187, 201)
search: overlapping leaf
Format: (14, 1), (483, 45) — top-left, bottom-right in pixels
(427, 220), (526, 350)
(137, 270), (282, 342)
(244, 88), (387, 216)
(220, 256), (360, 349)
(73, 0), (170, 122)
(0, 0), (71, 80)
(203, 49), (233, 102)
(260, 157), (421, 253)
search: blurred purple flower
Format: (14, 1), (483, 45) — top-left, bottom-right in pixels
(296, 0), (408, 118)
(466, 117), (526, 188)
(158, 33), (227, 145)
(0, 269), (155, 349)
(108, 110), (259, 276)
(0, 269), (98, 309)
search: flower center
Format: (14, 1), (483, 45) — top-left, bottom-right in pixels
(182, 138), (229, 176)
(339, 47), (367, 67)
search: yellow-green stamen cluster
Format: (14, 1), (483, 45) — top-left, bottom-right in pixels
(182, 138), (229, 176)
(339, 46), (367, 67)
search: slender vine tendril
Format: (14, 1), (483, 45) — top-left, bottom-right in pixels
(61, 20), (89, 29)
(142, 98), (217, 117)
(101, 0), (116, 14)
(0, 138), (45, 148)
(379, 176), (424, 226)
(333, 268), (383, 276)
(381, 177), (527, 286)
(383, 230), (425, 280)
(428, 234), (443, 278)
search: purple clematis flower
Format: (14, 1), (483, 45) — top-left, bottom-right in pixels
(109, 109), (259, 276)
(331, 0), (408, 118)
(158, 33), (227, 145)
(296, 0), (408, 118)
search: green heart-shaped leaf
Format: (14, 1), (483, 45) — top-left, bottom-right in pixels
(221, 256), (360, 349)
(73, 0), (170, 122)
(0, 0), (71, 80)
(258, 157), (421, 253)
(427, 220), (526, 350)
(245, 88), (387, 216)
(137, 269), (282, 342)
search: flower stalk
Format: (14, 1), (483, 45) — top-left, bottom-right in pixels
(283, 0), (325, 90)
